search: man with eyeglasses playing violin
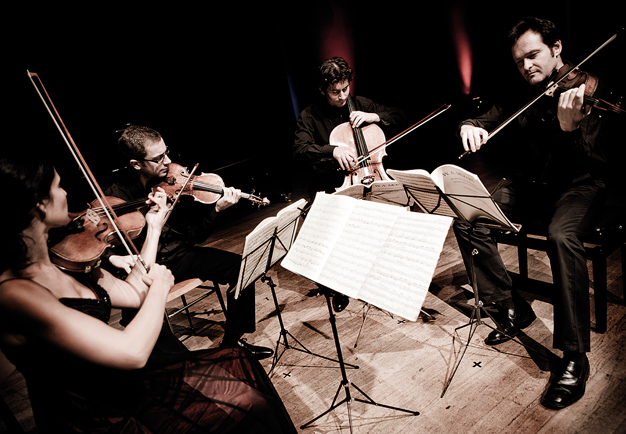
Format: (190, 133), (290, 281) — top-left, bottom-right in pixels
(104, 125), (273, 360)
(453, 17), (613, 409)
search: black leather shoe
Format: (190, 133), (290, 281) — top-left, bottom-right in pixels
(236, 339), (274, 360)
(485, 296), (536, 346)
(541, 354), (589, 409)
(484, 300), (520, 346)
(332, 293), (350, 312)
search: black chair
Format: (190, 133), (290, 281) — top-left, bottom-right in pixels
(496, 187), (625, 333)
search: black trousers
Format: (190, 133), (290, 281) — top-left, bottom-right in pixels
(452, 179), (604, 353)
(166, 246), (256, 341)
(122, 246), (256, 345)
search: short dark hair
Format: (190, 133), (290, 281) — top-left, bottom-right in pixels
(507, 16), (561, 48)
(318, 57), (353, 91)
(118, 125), (162, 160)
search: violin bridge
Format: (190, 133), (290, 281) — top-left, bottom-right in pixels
(84, 208), (101, 226)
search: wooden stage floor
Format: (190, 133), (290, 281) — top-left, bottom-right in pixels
(1, 181), (624, 433)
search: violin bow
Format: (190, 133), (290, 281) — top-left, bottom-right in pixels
(459, 27), (623, 159)
(351, 103), (452, 169)
(26, 71), (149, 272)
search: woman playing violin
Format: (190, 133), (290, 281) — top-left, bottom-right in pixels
(105, 125), (273, 359)
(0, 154), (296, 433)
(454, 16), (612, 410)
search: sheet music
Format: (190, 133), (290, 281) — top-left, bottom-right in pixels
(281, 193), (452, 320)
(235, 198), (307, 298)
(274, 198), (308, 265)
(279, 194), (354, 281)
(368, 180), (410, 206)
(358, 212), (451, 321)
(333, 184), (365, 199)
(387, 169), (456, 216)
(332, 180), (410, 206)
(434, 165), (514, 228)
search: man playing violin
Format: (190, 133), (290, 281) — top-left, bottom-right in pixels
(454, 17), (609, 409)
(105, 125), (273, 360)
(293, 57), (406, 312)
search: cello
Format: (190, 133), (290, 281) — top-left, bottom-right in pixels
(330, 95), (391, 191)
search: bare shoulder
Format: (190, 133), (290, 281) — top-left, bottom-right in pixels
(0, 277), (58, 317)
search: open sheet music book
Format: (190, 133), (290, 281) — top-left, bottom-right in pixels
(281, 193), (452, 321)
(387, 164), (518, 232)
(333, 180), (411, 206)
(234, 198), (308, 299)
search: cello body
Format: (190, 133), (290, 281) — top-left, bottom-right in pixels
(332, 97), (391, 191)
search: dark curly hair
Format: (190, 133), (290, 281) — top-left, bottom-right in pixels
(318, 57), (353, 92)
(118, 125), (162, 161)
(507, 16), (561, 49)
(0, 156), (55, 273)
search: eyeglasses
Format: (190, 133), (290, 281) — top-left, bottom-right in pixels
(142, 146), (169, 164)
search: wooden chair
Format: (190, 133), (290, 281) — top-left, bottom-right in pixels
(165, 279), (227, 332)
(496, 191), (625, 333)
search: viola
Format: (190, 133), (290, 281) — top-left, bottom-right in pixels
(49, 196), (146, 273)
(331, 95), (390, 190)
(156, 162), (269, 207)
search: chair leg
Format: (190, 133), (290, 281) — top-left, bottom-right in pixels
(213, 282), (227, 318)
(518, 234), (529, 281)
(620, 243), (626, 304)
(180, 295), (195, 329)
(593, 254), (608, 334)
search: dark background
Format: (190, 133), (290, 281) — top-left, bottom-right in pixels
(8, 1), (624, 210)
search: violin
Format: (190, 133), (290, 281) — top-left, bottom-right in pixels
(331, 95), (391, 190)
(544, 64), (624, 117)
(156, 162), (269, 207)
(28, 71), (150, 272)
(49, 197), (146, 273)
(459, 28), (624, 159)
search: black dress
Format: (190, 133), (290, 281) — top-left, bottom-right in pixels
(1, 278), (296, 433)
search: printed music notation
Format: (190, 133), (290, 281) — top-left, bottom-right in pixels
(388, 165), (518, 231)
(281, 193), (452, 321)
(234, 198), (308, 299)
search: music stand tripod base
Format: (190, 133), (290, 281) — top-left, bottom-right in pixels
(262, 275), (358, 376)
(440, 226), (528, 398)
(300, 292), (419, 432)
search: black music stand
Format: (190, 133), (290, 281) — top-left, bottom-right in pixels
(235, 200), (357, 376)
(399, 182), (525, 397)
(300, 289), (419, 432)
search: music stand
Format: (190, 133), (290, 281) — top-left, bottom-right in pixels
(300, 289), (419, 432)
(281, 194), (448, 431)
(398, 181), (524, 397)
(235, 199), (356, 376)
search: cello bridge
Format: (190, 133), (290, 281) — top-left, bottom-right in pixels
(361, 175), (375, 186)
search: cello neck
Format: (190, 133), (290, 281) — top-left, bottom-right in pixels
(346, 95), (370, 164)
